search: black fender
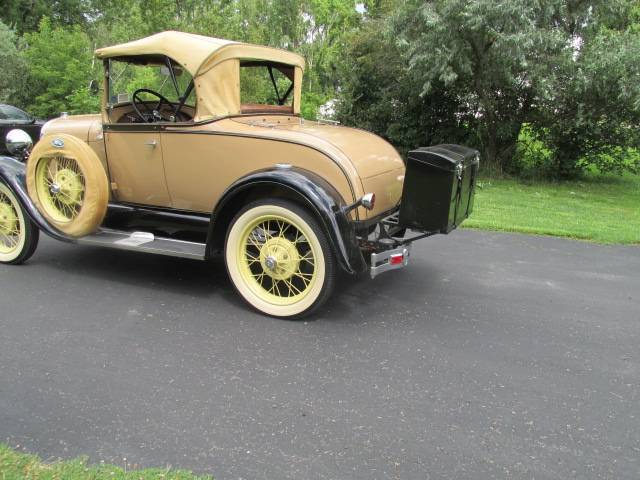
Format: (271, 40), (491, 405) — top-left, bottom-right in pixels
(207, 167), (367, 275)
(0, 155), (71, 243)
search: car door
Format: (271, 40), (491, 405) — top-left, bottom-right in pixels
(104, 128), (172, 207)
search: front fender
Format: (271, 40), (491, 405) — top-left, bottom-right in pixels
(0, 155), (71, 242)
(208, 167), (367, 275)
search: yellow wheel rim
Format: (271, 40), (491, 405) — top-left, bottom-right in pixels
(0, 190), (24, 255)
(237, 214), (318, 306)
(0, 189), (22, 254)
(34, 154), (85, 223)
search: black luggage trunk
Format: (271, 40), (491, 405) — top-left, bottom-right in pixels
(399, 144), (479, 234)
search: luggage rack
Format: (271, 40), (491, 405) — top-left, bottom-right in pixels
(360, 209), (438, 254)
(381, 211), (401, 228)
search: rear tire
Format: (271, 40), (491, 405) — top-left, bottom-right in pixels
(225, 198), (336, 319)
(0, 182), (39, 265)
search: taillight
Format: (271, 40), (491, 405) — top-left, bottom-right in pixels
(361, 192), (375, 210)
(389, 253), (404, 265)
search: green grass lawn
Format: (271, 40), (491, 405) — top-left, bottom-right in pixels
(0, 444), (212, 480)
(462, 173), (640, 244)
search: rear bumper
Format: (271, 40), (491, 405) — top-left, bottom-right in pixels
(370, 244), (411, 279)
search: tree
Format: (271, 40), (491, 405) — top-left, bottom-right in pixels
(530, 2), (640, 176)
(390, 0), (557, 173)
(0, 20), (27, 105)
(336, 10), (470, 156)
(21, 18), (100, 118)
(0, 0), (91, 34)
(342, 0), (640, 177)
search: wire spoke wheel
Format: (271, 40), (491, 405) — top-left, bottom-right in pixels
(27, 133), (109, 238)
(0, 190), (22, 254)
(0, 182), (38, 265)
(240, 215), (317, 304)
(34, 154), (86, 223)
(226, 200), (336, 319)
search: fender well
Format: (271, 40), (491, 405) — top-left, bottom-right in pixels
(0, 155), (70, 242)
(207, 167), (366, 274)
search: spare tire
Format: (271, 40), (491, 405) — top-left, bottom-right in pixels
(26, 133), (109, 238)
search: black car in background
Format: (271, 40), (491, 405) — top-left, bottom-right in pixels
(0, 104), (44, 156)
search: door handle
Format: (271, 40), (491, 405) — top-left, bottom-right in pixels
(145, 139), (157, 148)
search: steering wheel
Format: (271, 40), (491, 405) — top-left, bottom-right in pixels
(132, 88), (172, 123)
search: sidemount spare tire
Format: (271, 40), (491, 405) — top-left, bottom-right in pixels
(26, 133), (109, 238)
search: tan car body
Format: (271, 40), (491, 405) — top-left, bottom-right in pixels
(41, 31), (405, 222)
(1, 31), (479, 318)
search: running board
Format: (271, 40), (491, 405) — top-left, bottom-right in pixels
(77, 229), (207, 260)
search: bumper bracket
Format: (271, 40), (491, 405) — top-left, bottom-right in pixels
(370, 244), (412, 279)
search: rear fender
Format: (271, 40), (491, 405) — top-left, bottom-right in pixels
(0, 155), (71, 242)
(208, 167), (366, 274)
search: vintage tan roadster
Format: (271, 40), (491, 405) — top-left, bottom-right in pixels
(0, 31), (478, 318)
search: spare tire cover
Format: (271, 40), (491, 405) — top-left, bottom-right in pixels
(26, 133), (109, 238)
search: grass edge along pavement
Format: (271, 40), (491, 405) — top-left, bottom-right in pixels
(0, 444), (213, 480)
(462, 173), (640, 245)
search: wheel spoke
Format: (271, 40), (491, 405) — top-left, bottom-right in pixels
(294, 272), (311, 287)
(285, 278), (303, 296)
(274, 279), (283, 297)
(300, 251), (315, 266)
(245, 250), (260, 262)
(0, 191), (21, 252)
(295, 271), (314, 278)
(294, 233), (308, 244)
(247, 232), (263, 248)
(253, 271), (266, 285)
(49, 157), (59, 177)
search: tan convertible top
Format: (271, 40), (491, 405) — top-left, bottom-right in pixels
(95, 31), (305, 76)
(95, 31), (305, 120)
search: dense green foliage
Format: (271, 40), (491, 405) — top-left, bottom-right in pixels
(1, 0), (639, 178)
(338, 0), (640, 177)
(21, 18), (99, 117)
(0, 443), (212, 480)
(0, 21), (26, 103)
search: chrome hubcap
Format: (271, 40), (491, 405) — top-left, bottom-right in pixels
(265, 255), (277, 271)
(259, 238), (300, 281)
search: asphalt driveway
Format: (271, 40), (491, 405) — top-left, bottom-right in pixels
(1, 230), (638, 479)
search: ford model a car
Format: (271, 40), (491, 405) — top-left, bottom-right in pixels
(0, 31), (479, 319)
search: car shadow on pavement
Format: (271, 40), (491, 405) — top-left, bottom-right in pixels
(318, 264), (446, 323)
(29, 239), (446, 322)
(33, 241), (230, 295)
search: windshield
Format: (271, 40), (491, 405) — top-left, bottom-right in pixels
(108, 57), (195, 106)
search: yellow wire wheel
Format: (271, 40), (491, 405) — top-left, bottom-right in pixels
(26, 133), (109, 237)
(225, 200), (335, 318)
(0, 182), (26, 261)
